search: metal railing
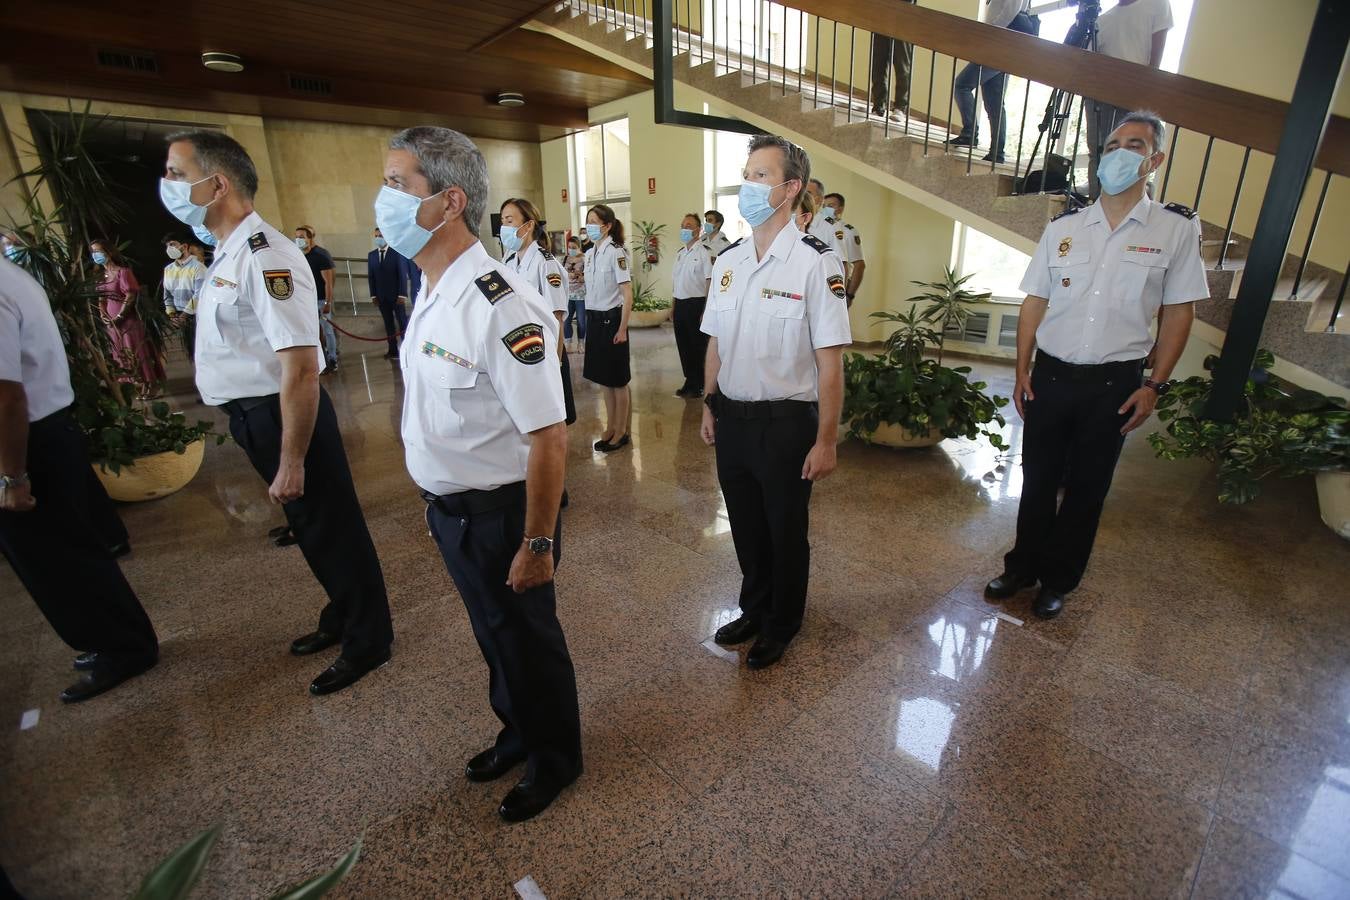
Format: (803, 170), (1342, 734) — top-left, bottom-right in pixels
(332, 256), (373, 316)
(564, 0), (1348, 337)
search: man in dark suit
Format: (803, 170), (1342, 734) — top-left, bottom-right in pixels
(367, 227), (409, 359)
(401, 254), (423, 308)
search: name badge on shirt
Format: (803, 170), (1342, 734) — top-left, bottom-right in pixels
(760, 288), (803, 301)
(421, 341), (475, 369)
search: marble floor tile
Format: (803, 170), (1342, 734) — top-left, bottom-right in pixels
(942, 572), (1100, 650)
(1190, 815), (1350, 900)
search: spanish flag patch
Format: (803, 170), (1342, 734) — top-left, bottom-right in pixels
(501, 323), (547, 365)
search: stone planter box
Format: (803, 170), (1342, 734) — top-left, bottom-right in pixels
(863, 422), (945, 448)
(94, 439), (205, 502)
(629, 307), (671, 328)
(1315, 470), (1350, 541)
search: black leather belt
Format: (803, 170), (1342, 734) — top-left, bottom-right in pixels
(221, 395), (275, 417)
(421, 481), (525, 517)
(708, 394), (817, 419)
(1034, 350), (1144, 380)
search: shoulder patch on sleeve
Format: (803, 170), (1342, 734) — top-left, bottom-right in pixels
(546, 271), (563, 288)
(501, 323), (547, 365)
(1049, 206), (1081, 223)
(1164, 202), (1198, 220)
(475, 271), (515, 304)
(854, 233), (862, 246)
(617, 254), (628, 271)
(826, 273), (847, 299)
(248, 232), (269, 253)
(262, 269), (293, 300)
(802, 234), (830, 254)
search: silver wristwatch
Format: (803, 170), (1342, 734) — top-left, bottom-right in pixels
(525, 535), (554, 556)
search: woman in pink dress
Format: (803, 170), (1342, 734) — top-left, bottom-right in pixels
(92, 240), (165, 399)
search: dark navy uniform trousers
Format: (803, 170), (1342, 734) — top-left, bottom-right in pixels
(0, 408), (158, 669)
(424, 482), (582, 785)
(712, 396), (818, 641)
(1005, 350), (1144, 592)
(227, 387), (393, 661)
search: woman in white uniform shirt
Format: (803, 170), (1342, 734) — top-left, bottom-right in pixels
(500, 198), (576, 426)
(670, 213), (713, 398)
(581, 204), (633, 452)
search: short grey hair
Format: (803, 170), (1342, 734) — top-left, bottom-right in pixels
(1112, 109), (1167, 155)
(389, 126), (488, 238)
(166, 129), (259, 200)
(748, 134), (811, 210)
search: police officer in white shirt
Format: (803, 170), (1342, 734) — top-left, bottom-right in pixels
(377, 125), (580, 823)
(581, 204), (634, 452)
(500, 197), (576, 427)
(804, 179), (850, 266)
(160, 130), (394, 695)
(987, 111), (1205, 618)
(0, 257), (160, 703)
(701, 135), (852, 670)
(672, 212), (713, 398)
(702, 209), (732, 259)
(821, 192), (866, 307)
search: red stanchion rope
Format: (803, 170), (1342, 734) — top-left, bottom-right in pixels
(326, 319), (405, 342)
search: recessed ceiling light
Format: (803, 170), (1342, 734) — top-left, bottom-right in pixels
(202, 52), (244, 73)
(496, 92), (525, 108)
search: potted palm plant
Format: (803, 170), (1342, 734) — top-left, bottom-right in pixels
(1148, 349), (1350, 537)
(6, 104), (219, 501)
(842, 269), (1008, 449)
(628, 278), (672, 327)
(630, 220), (665, 271)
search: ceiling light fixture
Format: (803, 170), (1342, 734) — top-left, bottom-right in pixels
(496, 92), (525, 108)
(201, 52), (244, 73)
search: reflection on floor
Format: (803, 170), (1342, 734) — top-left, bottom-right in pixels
(3, 328), (1349, 899)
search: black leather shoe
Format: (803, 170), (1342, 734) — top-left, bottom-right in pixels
(309, 650), (391, 696)
(747, 635), (789, 670)
(498, 773), (578, 823)
(594, 434), (631, 453)
(984, 572), (1037, 599)
(73, 651), (99, 671)
(59, 657), (156, 703)
(714, 615), (759, 646)
(290, 630), (341, 656)
(946, 134), (976, 148)
(982, 152), (1008, 163)
(107, 541), (131, 559)
(1033, 588), (1066, 619)
(267, 524), (291, 539)
(274, 528), (299, 547)
(466, 747), (526, 783)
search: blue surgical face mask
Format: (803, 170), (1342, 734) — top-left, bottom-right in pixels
(193, 224), (217, 248)
(585, 223), (603, 242)
(374, 237), (387, 250)
(1097, 148), (1149, 196)
(500, 223), (524, 255)
(738, 179), (789, 228)
(91, 251), (108, 265)
(294, 237), (308, 249)
(702, 221), (715, 235)
(374, 185), (447, 260)
(567, 247), (580, 257)
(158, 175), (216, 227)
(679, 227), (695, 243)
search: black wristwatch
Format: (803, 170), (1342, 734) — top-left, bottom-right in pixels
(1143, 378), (1171, 395)
(525, 535), (554, 556)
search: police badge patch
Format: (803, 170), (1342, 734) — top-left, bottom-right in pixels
(546, 272), (563, 288)
(501, 323), (547, 365)
(827, 274), (847, 299)
(719, 270), (733, 291)
(262, 269), (293, 300)
(617, 255), (628, 271)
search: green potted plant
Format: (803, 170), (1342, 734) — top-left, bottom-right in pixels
(842, 269), (1008, 449)
(1148, 349), (1350, 537)
(628, 278), (672, 327)
(6, 104), (219, 501)
(630, 220), (666, 271)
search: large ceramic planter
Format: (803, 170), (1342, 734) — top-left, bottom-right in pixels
(629, 307), (671, 328)
(94, 439), (205, 502)
(1315, 470), (1350, 540)
(864, 422), (944, 448)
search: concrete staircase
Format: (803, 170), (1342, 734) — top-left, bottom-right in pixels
(532, 3), (1349, 388)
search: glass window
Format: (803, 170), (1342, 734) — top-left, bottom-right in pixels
(603, 119), (630, 197)
(953, 224), (1032, 300)
(570, 118), (632, 232)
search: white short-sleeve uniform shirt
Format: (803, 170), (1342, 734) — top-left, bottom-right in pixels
(1097, 0), (1173, 65)
(672, 242), (713, 299)
(841, 222), (865, 266)
(504, 241), (568, 317)
(194, 212), (324, 406)
(700, 222), (852, 402)
(401, 241), (564, 496)
(0, 258), (74, 421)
(1020, 196), (1208, 365)
(583, 239), (631, 312)
(808, 211), (849, 261)
(704, 230), (732, 260)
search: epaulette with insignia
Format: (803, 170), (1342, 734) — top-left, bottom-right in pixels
(1164, 202), (1197, 220)
(247, 232), (269, 253)
(723, 238), (745, 253)
(540, 248), (556, 260)
(474, 271), (514, 304)
(802, 234), (830, 254)
(1050, 206), (1081, 223)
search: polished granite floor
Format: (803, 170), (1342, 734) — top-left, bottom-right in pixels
(2, 326), (1349, 899)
